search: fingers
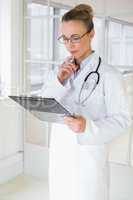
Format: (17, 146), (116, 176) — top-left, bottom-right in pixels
(66, 56), (75, 63)
(58, 57), (79, 83)
(64, 117), (79, 132)
(60, 64), (74, 74)
(64, 116), (76, 124)
(60, 62), (77, 73)
(58, 63), (78, 83)
(62, 56), (79, 72)
(64, 116), (86, 133)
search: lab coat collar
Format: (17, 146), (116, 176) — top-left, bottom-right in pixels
(80, 51), (99, 71)
(70, 51), (100, 85)
(72, 52), (100, 85)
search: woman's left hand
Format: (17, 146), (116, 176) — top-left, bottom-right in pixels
(64, 115), (86, 133)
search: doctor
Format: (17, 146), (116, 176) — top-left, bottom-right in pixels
(41, 3), (131, 200)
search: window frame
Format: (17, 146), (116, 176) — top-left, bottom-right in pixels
(24, 0), (71, 95)
(105, 16), (133, 67)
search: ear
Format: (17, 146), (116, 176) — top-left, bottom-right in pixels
(89, 29), (95, 39)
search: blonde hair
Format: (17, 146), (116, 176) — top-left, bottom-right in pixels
(62, 4), (94, 32)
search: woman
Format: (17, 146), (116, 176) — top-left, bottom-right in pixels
(41, 4), (131, 200)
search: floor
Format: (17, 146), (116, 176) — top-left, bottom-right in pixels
(0, 175), (49, 200)
(0, 164), (133, 200)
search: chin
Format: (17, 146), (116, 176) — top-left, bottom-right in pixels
(70, 52), (81, 61)
(72, 53), (79, 59)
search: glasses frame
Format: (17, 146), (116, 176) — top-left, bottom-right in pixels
(57, 30), (90, 44)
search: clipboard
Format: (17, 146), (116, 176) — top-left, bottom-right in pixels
(9, 95), (72, 123)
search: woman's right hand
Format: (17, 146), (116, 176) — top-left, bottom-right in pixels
(57, 57), (79, 84)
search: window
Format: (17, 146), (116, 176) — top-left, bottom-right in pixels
(26, 3), (54, 61)
(107, 19), (133, 66)
(24, 1), (70, 95)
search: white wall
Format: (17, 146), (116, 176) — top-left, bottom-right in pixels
(105, 0), (133, 23)
(0, 0), (24, 183)
(0, 0), (11, 95)
(0, 98), (23, 184)
(0, 99), (23, 159)
(51, 0), (133, 22)
(106, 0), (133, 16)
(108, 72), (133, 200)
(25, 112), (49, 146)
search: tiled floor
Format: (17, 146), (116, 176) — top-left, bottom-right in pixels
(0, 175), (49, 200)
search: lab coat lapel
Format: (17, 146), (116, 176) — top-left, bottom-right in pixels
(73, 53), (99, 91)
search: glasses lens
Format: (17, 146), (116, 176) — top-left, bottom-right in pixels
(58, 36), (68, 44)
(58, 35), (81, 44)
(71, 36), (80, 43)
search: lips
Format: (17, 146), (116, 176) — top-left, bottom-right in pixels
(70, 51), (77, 54)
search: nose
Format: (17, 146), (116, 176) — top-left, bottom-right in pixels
(66, 44), (76, 53)
(65, 40), (75, 48)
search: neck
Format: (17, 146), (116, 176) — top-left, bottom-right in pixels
(76, 49), (94, 65)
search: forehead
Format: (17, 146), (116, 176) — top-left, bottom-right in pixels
(60, 20), (87, 36)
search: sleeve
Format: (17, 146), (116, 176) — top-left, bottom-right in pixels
(77, 69), (132, 145)
(40, 69), (71, 102)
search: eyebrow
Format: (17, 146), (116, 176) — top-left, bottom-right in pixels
(62, 33), (81, 38)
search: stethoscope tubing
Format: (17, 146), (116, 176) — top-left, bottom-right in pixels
(78, 56), (101, 105)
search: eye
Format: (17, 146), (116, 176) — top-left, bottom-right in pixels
(71, 36), (80, 42)
(72, 36), (80, 40)
(58, 35), (68, 43)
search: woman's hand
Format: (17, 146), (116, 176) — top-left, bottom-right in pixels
(64, 115), (86, 133)
(57, 57), (79, 84)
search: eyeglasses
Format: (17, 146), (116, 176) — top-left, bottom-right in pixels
(58, 30), (89, 44)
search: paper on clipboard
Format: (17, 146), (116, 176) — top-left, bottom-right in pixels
(9, 95), (72, 123)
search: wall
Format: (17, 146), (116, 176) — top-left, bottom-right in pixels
(0, 98), (23, 184)
(0, 0), (24, 183)
(51, 0), (133, 22)
(108, 72), (133, 200)
(106, 0), (133, 22)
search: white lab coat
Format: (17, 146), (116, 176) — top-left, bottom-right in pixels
(41, 52), (131, 200)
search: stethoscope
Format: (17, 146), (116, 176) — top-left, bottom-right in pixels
(77, 56), (101, 105)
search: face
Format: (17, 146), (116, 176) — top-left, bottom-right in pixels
(59, 20), (94, 63)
